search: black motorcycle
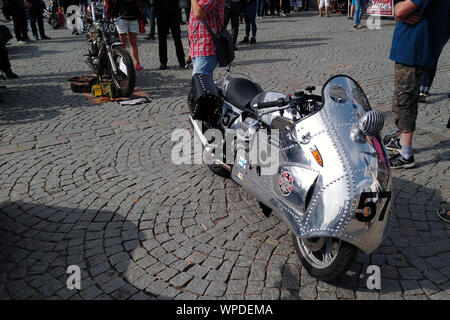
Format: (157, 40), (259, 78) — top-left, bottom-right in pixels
(83, 1), (135, 97)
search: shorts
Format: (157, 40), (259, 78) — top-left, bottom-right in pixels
(319, 0), (330, 8)
(392, 63), (426, 132)
(114, 18), (138, 34)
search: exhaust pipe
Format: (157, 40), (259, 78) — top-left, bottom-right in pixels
(189, 116), (232, 172)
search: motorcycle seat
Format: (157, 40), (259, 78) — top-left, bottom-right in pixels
(224, 78), (263, 109)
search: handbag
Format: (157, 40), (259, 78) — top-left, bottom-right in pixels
(200, 17), (235, 68)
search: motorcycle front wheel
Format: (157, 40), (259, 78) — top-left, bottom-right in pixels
(292, 235), (358, 282)
(111, 46), (135, 97)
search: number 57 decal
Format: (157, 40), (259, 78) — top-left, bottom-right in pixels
(355, 191), (391, 222)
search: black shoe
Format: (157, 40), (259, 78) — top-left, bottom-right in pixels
(41, 35), (51, 40)
(179, 62), (185, 69)
(23, 38), (34, 43)
(389, 153), (415, 169)
(250, 37), (256, 44)
(234, 45), (238, 51)
(239, 37), (249, 44)
(436, 208), (450, 223)
(145, 34), (155, 40)
(4, 69), (18, 79)
(159, 64), (167, 70)
(384, 135), (401, 152)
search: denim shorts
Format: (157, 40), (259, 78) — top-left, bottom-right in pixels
(192, 56), (218, 76)
(114, 18), (138, 34)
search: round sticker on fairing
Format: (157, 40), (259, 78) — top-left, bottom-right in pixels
(279, 170), (294, 196)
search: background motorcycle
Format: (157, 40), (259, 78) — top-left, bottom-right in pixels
(84, 1), (135, 97)
(188, 73), (392, 281)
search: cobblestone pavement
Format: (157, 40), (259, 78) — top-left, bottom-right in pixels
(0, 12), (449, 300)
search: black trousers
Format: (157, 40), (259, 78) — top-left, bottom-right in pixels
(302, 0), (309, 10)
(0, 45), (11, 73)
(155, 2), (185, 65)
(223, 4), (240, 45)
(281, 0), (290, 14)
(26, 7), (46, 38)
(12, 8), (29, 41)
(269, 0), (280, 15)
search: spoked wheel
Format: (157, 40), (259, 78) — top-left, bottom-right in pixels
(292, 235), (358, 281)
(111, 46), (135, 97)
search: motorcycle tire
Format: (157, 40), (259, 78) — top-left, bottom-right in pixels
(292, 235), (358, 282)
(111, 46), (135, 97)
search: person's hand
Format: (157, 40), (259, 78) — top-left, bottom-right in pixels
(400, 10), (422, 25)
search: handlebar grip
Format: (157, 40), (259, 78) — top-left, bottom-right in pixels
(256, 97), (290, 109)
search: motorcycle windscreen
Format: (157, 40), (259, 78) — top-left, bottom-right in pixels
(291, 75), (391, 254)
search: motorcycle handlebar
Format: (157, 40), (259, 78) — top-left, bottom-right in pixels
(256, 96), (291, 109)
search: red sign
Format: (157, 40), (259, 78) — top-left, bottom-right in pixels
(364, 0), (394, 17)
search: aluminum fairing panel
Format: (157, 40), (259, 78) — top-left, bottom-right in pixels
(231, 76), (392, 254)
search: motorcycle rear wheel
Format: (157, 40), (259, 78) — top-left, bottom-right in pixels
(111, 46), (135, 97)
(292, 235), (358, 282)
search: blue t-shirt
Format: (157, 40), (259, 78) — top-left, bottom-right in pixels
(389, 0), (449, 68)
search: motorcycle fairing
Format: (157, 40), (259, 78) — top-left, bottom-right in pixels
(231, 75), (392, 254)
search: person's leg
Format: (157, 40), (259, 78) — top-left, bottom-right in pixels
(156, 11), (169, 67)
(169, 13), (185, 66)
(26, 7), (38, 39)
(223, 6), (232, 30)
(128, 32), (140, 64)
(325, 0), (329, 16)
(119, 33), (128, 48)
(244, 7), (250, 37)
(390, 63), (424, 168)
(18, 9), (30, 40)
(36, 10), (47, 38)
(230, 6), (240, 46)
(319, 0), (323, 16)
(192, 55), (218, 76)
(12, 13), (23, 41)
(149, 6), (156, 38)
(248, 3), (257, 40)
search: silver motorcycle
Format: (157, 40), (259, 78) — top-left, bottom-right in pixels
(188, 73), (392, 281)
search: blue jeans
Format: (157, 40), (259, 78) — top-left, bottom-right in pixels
(143, 4), (155, 37)
(193, 56), (218, 76)
(257, 0), (264, 16)
(354, 0), (364, 25)
(244, 2), (257, 38)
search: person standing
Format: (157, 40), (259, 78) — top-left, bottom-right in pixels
(3, 0), (33, 43)
(155, 0), (186, 70)
(25, 0), (51, 41)
(240, 0), (257, 44)
(105, 0), (144, 70)
(223, 0), (241, 50)
(353, 0), (364, 28)
(189, 0), (225, 76)
(387, 0), (449, 168)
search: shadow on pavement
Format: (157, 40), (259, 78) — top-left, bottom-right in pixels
(0, 200), (168, 300)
